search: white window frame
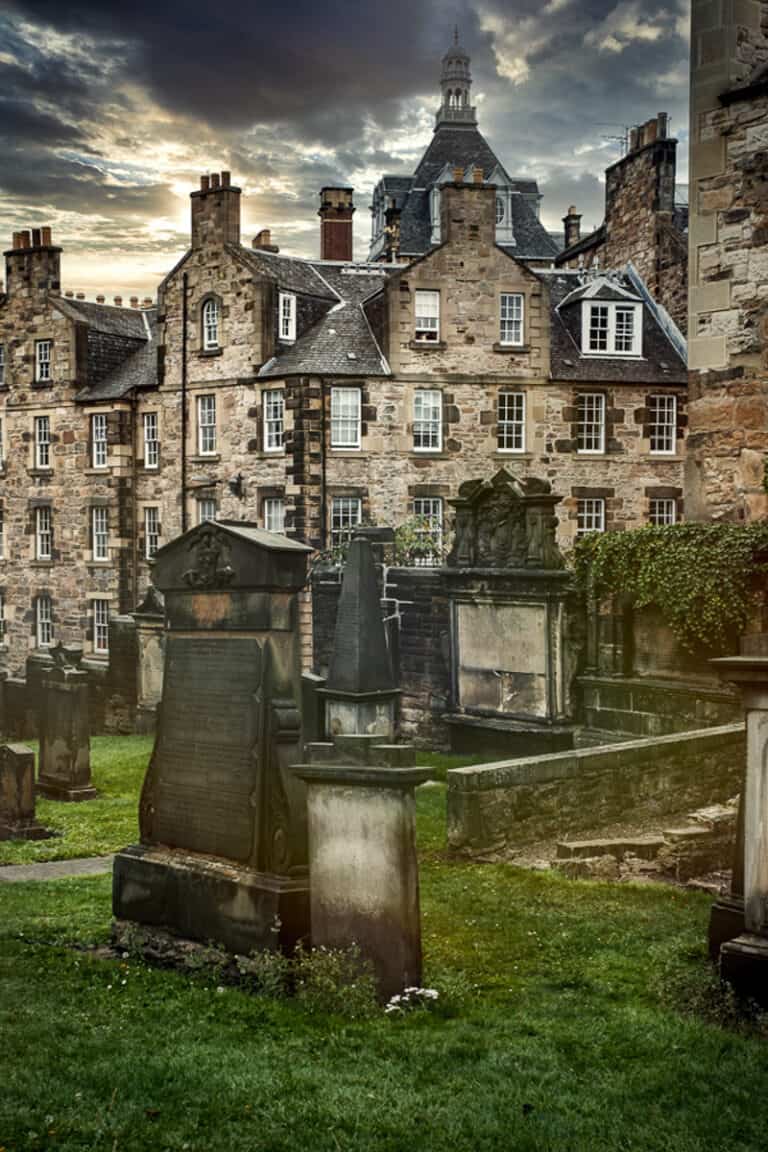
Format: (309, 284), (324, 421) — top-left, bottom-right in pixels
(581, 301), (642, 357)
(576, 393), (606, 455)
(0, 507), (4, 560)
(413, 389), (442, 452)
(649, 497), (677, 526)
(576, 498), (605, 537)
(0, 345), (5, 388)
(648, 394), (677, 456)
(413, 497), (444, 567)
(279, 293), (296, 342)
(0, 415), (4, 470)
(143, 412), (159, 469)
(92, 506), (109, 561)
(197, 394), (216, 456)
(202, 298), (220, 350)
(0, 590), (5, 642)
(414, 290), (440, 343)
(330, 496), (362, 550)
(499, 293), (524, 347)
(35, 340), (52, 383)
(330, 387), (361, 450)
(34, 415), (51, 469)
(36, 595), (53, 648)
(263, 497), (285, 534)
(144, 506), (160, 559)
(498, 392), (525, 453)
(35, 506), (52, 561)
(91, 413), (108, 469)
(93, 598), (110, 655)
(197, 498), (217, 524)
(263, 390), (285, 452)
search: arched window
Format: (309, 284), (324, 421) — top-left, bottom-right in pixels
(202, 298), (220, 350)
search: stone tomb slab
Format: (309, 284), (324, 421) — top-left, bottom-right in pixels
(0, 743), (53, 841)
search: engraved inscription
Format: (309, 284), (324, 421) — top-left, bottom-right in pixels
(150, 635), (262, 860)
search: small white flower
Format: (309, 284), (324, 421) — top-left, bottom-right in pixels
(216, 986), (225, 994)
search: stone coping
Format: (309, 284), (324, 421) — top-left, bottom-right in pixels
(447, 722), (745, 792)
(293, 764), (431, 789)
(578, 672), (736, 699)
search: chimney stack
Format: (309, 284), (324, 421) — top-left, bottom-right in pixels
(252, 228), (279, 253)
(4, 224), (61, 299)
(563, 206), (582, 249)
(191, 170), (241, 250)
(319, 187), (354, 262)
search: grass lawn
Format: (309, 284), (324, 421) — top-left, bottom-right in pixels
(2, 737), (768, 1151)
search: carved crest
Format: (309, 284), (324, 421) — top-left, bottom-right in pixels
(182, 524), (236, 589)
(447, 469), (563, 571)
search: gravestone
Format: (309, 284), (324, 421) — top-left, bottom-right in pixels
(133, 585), (165, 734)
(113, 520), (312, 955)
(37, 644), (96, 802)
(0, 743), (52, 840)
(444, 469), (576, 757)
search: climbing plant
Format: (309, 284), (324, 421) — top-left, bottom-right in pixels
(571, 522), (768, 652)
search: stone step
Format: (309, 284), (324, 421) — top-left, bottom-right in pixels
(662, 825), (714, 843)
(556, 836), (666, 862)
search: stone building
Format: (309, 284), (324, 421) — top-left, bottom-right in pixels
(686, 0), (768, 522)
(555, 113), (688, 335)
(0, 38), (687, 679)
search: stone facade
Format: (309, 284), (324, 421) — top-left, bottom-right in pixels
(556, 114), (688, 335)
(686, 0), (768, 521)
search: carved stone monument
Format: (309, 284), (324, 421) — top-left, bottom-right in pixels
(444, 470), (577, 757)
(37, 644), (96, 802)
(112, 520), (312, 955)
(0, 743), (52, 840)
(319, 531), (399, 739)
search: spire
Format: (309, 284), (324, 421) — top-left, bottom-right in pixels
(437, 30), (476, 129)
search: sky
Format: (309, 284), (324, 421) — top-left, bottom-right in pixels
(0, 0), (691, 297)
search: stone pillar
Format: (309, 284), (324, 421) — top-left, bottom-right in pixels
(710, 653), (768, 1002)
(0, 744), (51, 840)
(37, 645), (96, 802)
(294, 735), (429, 1001)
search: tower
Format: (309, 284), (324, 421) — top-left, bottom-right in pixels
(436, 28), (477, 128)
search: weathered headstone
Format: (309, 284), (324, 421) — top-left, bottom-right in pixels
(0, 743), (52, 840)
(319, 531), (399, 739)
(710, 650), (768, 1003)
(133, 585), (165, 734)
(113, 521), (312, 955)
(444, 469), (576, 757)
(37, 644), (96, 802)
(295, 736), (428, 1000)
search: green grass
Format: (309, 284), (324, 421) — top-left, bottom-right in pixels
(3, 737), (768, 1150)
(0, 736), (153, 865)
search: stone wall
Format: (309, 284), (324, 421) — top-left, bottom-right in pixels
(686, 0), (768, 521)
(447, 722), (745, 853)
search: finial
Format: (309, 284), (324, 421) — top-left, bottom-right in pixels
(454, 24), (459, 46)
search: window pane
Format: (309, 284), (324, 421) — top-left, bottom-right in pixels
(330, 496), (361, 549)
(92, 507), (109, 560)
(263, 390), (285, 451)
(413, 389), (442, 450)
(330, 388), (361, 448)
(279, 293), (296, 341)
(576, 498), (605, 536)
(37, 596), (53, 647)
(264, 497), (285, 534)
(197, 499), (216, 524)
(36, 506), (52, 559)
(143, 412), (159, 468)
(615, 306), (635, 353)
(36, 341), (51, 381)
(197, 395), (216, 454)
(415, 291), (440, 341)
(588, 305), (609, 352)
(412, 497), (443, 566)
(94, 599), (110, 654)
(648, 394), (677, 454)
(498, 392), (525, 451)
(145, 507), (160, 558)
(35, 416), (50, 468)
(203, 299), (220, 349)
(576, 393), (605, 453)
(649, 498), (677, 526)
(92, 414), (108, 468)
(500, 294), (523, 345)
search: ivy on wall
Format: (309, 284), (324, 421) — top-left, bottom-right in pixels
(571, 523), (768, 652)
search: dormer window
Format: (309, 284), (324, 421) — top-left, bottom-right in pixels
(202, 298), (220, 350)
(582, 301), (642, 357)
(279, 293), (296, 342)
(495, 197), (505, 225)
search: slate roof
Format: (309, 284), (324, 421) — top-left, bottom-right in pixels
(215, 521), (311, 552)
(56, 298), (150, 340)
(554, 224), (606, 266)
(258, 262), (391, 379)
(542, 269), (687, 385)
(234, 245), (336, 300)
(76, 311), (158, 401)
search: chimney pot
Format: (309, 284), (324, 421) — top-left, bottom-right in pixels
(142, 296), (153, 307)
(41, 226), (52, 246)
(31, 228), (42, 247)
(211, 173), (220, 190)
(76, 292), (85, 300)
(96, 294), (105, 303)
(658, 112), (669, 139)
(130, 296), (139, 308)
(12, 232), (21, 250)
(200, 174), (210, 192)
(221, 171), (230, 188)
(453, 166), (465, 183)
(629, 127), (640, 152)
(472, 166), (484, 184)
(563, 206), (582, 248)
(114, 295), (123, 306)
(644, 117), (658, 144)
(20, 231), (31, 249)
(65, 290), (74, 298)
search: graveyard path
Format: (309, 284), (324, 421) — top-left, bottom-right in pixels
(0, 854), (113, 883)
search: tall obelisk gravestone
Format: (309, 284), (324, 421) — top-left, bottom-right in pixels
(113, 521), (312, 955)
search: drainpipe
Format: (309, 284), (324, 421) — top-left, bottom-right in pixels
(320, 379), (327, 549)
(181, 272), (189, 533)
(130, 391), (139, 611)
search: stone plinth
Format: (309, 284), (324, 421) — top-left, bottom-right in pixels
(113, 521), (312, 956)
(0, 743), (52, 841)
(710, 655), (768, 1003)
(294, 736), (429, 1001)
(37, 645), (95, 802)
